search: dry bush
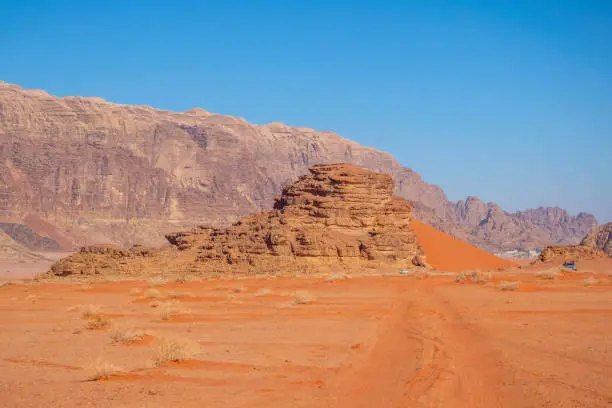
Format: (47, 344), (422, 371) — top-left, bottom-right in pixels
(80, 305), (101, 318)
(66, 304), (84, 312)
(111, 326), (148, 344)
(159, 303), (175, 321)
(143, 288), (162, 299)
(159, 301), (187, 320)
(455, 270), (490, 284)
(584, 277), (597, 286)
(175, 273), (196, 283)
(147, 277), (167, 287)
(153, 337), (193, 366)
(293, 291), (315, 305)
(232, 284), (248, 293)
(87, 358), (122, 381)
(425, 271), (455, 277)
(499, 281), (520, 291)
(472, 270), (491, 284)
(86, 316), (111, 330)
(254, 288), (273, 297)
(323, 273), (350, 283)
(129, 287), (143, 295)
(167, 291), (195, 299)
(536, 268), (560, 280)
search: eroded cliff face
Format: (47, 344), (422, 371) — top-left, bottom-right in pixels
(47, 164), (425, 277)
(581, 223), (612, 256)
(0, 81), (597, 251)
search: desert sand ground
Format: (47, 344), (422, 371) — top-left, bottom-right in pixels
(0, 251), (68, 283)
(0, 257), (611, 408)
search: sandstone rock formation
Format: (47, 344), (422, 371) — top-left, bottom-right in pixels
(49, 244), (151, 276)
(0, 81), (597, 252)
(47, 164), (426, 277)
(539, 245), (605, 263)
(581, 222), (612, 256)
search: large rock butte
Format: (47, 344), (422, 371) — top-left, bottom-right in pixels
(47, 164), (427, 277)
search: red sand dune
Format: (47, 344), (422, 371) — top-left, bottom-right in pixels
(410, 220), (517, 272)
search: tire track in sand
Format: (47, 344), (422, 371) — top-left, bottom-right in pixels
(326, 284), (503, 408)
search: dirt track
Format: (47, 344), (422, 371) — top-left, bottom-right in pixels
(1, 262), (611, 407)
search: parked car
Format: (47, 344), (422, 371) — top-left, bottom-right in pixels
(563, 260), (577, 271)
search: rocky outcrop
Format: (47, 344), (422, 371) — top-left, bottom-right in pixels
(581, 223), (612, 256)
(46, 164), (425, 277)
(0, 81), (597, 251)
(48, 244), (153, 276)
(539, 245), (605, 263)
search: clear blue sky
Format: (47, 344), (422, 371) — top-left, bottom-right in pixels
(1, 0), (611, 222)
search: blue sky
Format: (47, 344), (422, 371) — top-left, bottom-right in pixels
(1, 0), (611, 222)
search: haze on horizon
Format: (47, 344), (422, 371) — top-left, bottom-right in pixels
(1, 0), (610, 222)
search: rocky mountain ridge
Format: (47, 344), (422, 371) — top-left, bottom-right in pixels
(0, 81), (597, 252)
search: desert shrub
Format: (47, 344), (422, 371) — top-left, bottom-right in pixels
(254, 288), (273, 297)
(293, 291), (315, 305)
(111, 327), (148, 344)
(147, 277), (167, 287)
(167, 291), (194, 299)
(175, 273), (196, 283)
(232, 284), (248, 293)
(499, 281), (520, 291)
(159, 303), (175, 321)
(455, 270), (490, 284)
(536, 268), (560, 280)
(143, 288), (162, 299)
(87, 359), (121, 381)
(80, 305), (101, 318)
(584, 277), (597, 286)
(129, 287), (143, 295)
(153, 338), (192, 366)
(158, 301), (187, 320)
(86, 316), (111, 330)
(323, 273), (350, 283)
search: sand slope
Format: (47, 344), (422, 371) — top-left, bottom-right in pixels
(410, 220), (517, 271)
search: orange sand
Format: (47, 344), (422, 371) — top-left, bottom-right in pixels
(1, 265), (611, 407)
(410, 220), (517, 271)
